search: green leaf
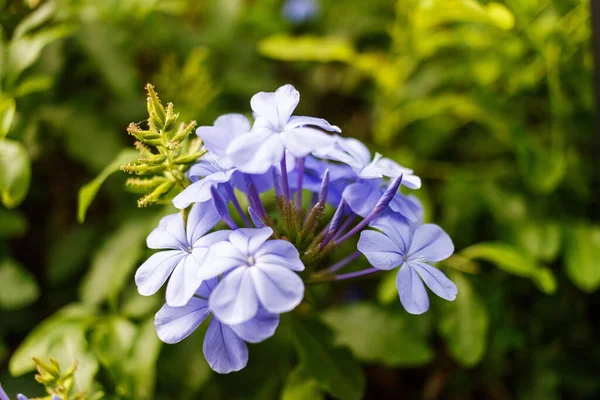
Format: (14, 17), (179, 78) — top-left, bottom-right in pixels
(9, 303), (96, 376)
(291, 316), (365, 400)
(126, 317), (162, 399)
(322, 303), (433, 366)
(14, 75), (53, 97)
(77, 148), (138, 223)
(517, 143), (566, 195)
(0, 208), (27, 238)
(91, 317), (137, 378)
(377, 270), (398, 305)
(259, 34), (355, 63)
(564, 224), (600, 293)
(78, 216), (155, 306)
(438, 271), (489, 367)
(121, 286), (162, 319)
(415, 0), (515, 31)
(281, 364), (324, 400)
(48, 328), (99, 392)
(47, 226), (96, 284)
(461, 241), (540, 278)
(513, 220), (561, 263)
(0, 139), (31, 208)
(0, 96), (16, 139)
(12, 1), (56, 40)
(0, 258), (39, 309)
(532, 267), (558, 295)
(7, 25), (73, 84)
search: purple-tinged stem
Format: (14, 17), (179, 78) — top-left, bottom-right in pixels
(327, 251), (362, 273)
(334, 267), (380, 281)
(296, 157), (305, 211)
(334, 174), (403, 245)
(280, 153), (291, 200)
(224, 183), (251, 227)
(333, 214), (357, 241)
(244, 175), (267, 218)
(272, 168), (283, 198)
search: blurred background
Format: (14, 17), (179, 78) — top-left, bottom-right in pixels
(0, 0), (598, 398)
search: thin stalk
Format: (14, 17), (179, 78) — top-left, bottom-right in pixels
(334, 267), (380, 281)
(296, 157), (305, 211)
(327, 251), (362, 273)
(224, 183), (251, 227)
(280, 153), (291, 200)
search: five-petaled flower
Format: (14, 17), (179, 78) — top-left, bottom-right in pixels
(357, 213), (457, 314)
(135, 201), (230, 307)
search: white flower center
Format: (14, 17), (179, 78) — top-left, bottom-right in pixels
(247, 255), (256, 266)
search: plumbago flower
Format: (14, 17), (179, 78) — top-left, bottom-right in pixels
(131, 83), (458, 374)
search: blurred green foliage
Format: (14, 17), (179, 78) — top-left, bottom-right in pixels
(0, 0), (598, 398)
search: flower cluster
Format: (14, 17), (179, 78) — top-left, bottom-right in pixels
(135, 84), (457, 373)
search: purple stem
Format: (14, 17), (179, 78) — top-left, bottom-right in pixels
(244, 175), (267, 218)
(272, 168), (283, 198)
(225, 183), (251, 227)
(332, 214), (357, 241)
(327, 251), (362, 273)
(280, 153), (291, 200)
(296, 157), (305, 210)
(334, 267), (380, 281)
(320, 200), (346, 248)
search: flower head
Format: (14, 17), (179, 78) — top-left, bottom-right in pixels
(227, 84), (340, 174)
(357, 213), (457, 314)
(135, 201), (230, 306)
(155, 277), (279, 374)
(197, 227), (305, 325)
(283, 0), (319, 23)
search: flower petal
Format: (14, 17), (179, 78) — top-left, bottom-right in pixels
(135, 250), (185, 296)
(203, 319), (248, 374)
(409, 261), (457, 301)
(166, 255), (204, 307)
(286, 116), (341, 132)
(172, 178), (216, 209)
(147, 213), (187, 250)
(396, 264), (429, 315)
(251, 264), (304, 314)
(388, 192), (423, 222)
(227, 128), (284, 174)
(254, 239), (305, 271)
(248, 207), (266, 228)
(230, 307), (280, 343)
(209, 267), (259, 325)
(1, 385), (10, 400)
(369, 213), (412, 254)
(198, 114), (250, 157)
(197, 241), (245, 280)
(280, 127), (336, 158)
(229, 227), (274, 255)
(407, 224), (454, 262)
(357, 230), (404, 270)
(342, 181), (380, 218)
(251, 84), (299, 129)
(194, 230), (232, 251)
(155, 297), (210, 343)
(185, 200), (221, 244)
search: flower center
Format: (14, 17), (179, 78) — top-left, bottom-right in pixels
(247, 255), (256, 266)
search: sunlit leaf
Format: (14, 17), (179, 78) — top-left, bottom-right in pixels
(282, 364), (324, 400)
(415, 0), (515, 31)
(0, 139), (31, 209)
(259, 34), (355, 62)
(438, 271), (489, 367)
(0, 96), (16, 139)
(0, 258), (39, 310)
(564, 224), (600, 293)
(323, 303), (433, 366)
(126, 317), (162, 399)
(77, 148), (138, 223)
(14, 75), (53, 97)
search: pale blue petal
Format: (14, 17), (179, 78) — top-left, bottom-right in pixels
(1, 385), (10, 400)
(230, 307), (279, 343)
(197, 277), (219, 299)
(396, 264), (429, 315)
(166, 255), (204, 307)
(227, 127), (284, 174)
(342, 181), (380, 217)
(135, 251), (185, 296)
(336, 136), (372, 167)
(409, 261), (457, 301)
(186, 200), (221, 244)
(369, 213), (412, 254)
(248, 207), (266, 228)
(251, 264), (304, 314)
(254, 240), (305, 271)
(229, 227), (273, 255)
(16, 395), (29, 400)
(172, 178), (216, 209)
(155, 297), (210, 343)
(251, 84), (299, 129)
(203, 319), (248, 374)
(209, 267), (259, 325)
(197, 241), (245, 280)
(286, 116), (341, 132)
(281, 127), (336, 158)
(198, 113), (250, 157)
(388, 192), (422, 222)
(147, 213), (187, 250)
(407, 224), (454, 262)
(194, 230), (232, 251)
(357, 230), (404, 270)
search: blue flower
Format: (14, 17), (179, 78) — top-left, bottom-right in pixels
(357, 214), (457, 314)
(282, 0), (319, 23)
(227, 84), (340, 174)
(0, 385), (60, 400)
(155, 278), (279, 374)
(135, 201), (231, 307)
(197, 227), (305, 325)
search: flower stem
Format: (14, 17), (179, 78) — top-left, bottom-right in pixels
(225, 183), (251, 227)
(280, 153), (291, 200)
(296, 156), (305, 211)
(327, 251), (361, 273)
(334, 267), (380, 281)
